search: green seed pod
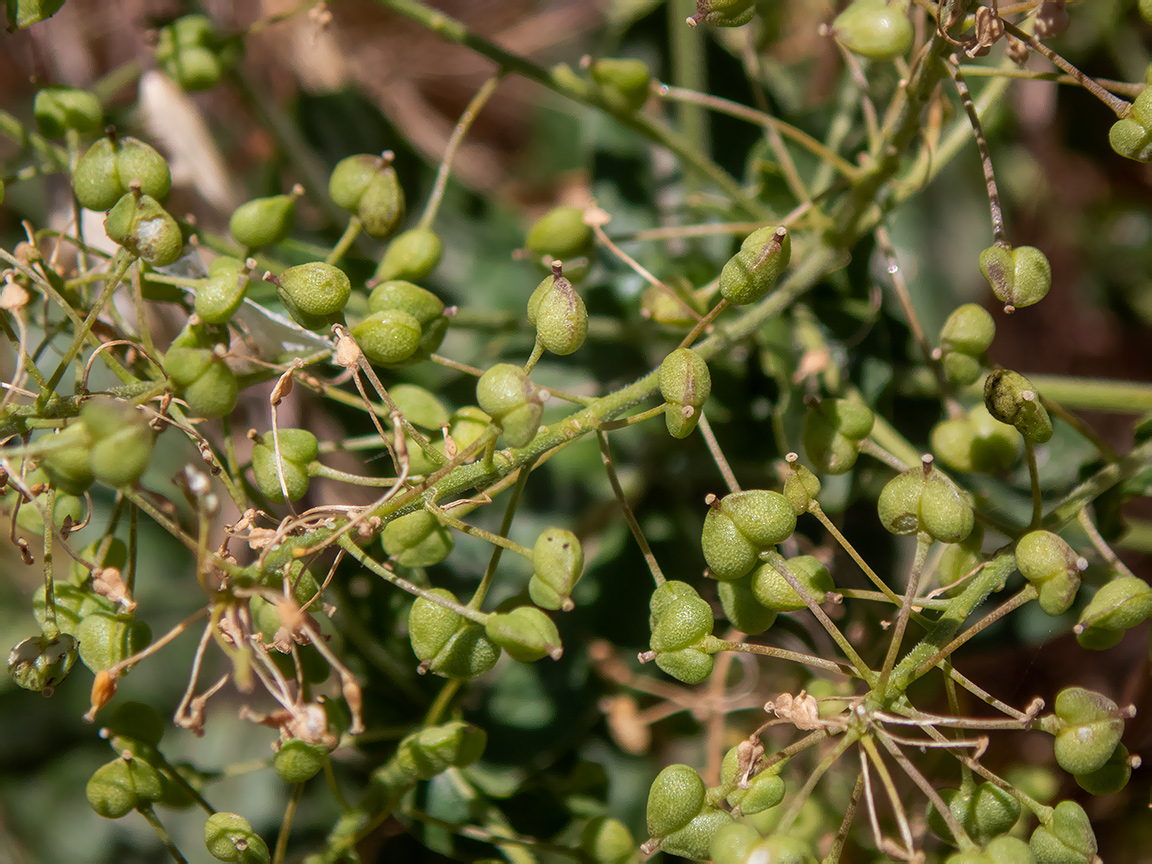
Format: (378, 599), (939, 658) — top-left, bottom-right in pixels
(640, 280), (703, 327)
(940, 303), (996, 357)
(1109, 88), (1152, 163)
(927, 782), (1021, 847)
(530, 527), (584, 611)
(39, 422), (94, 494)
(701, 509), (756, 581)
(783, 457), (821, 514)
(205, 811), (271, 863)
(687, 0), (757, 27)
(390, 383), (450, 430)
(984, 370), (1053, 444)
(722, 490), (797, 548)
(115, 137), (172, 202)
(164, 347), (238, 419)
(408, 588), (464, 662)
(195, 257), (249, 324)
(358, 168), (405, 239)
(659, 808), (735, 860)
(477, 363), (544, 448)
(533, 262), (588, 355)
(251, 429), (318, 503)
(1050, 687), (1125, 776)
(931, 404), (1022, 475)
(73, 138), (123, 211)
(979, 244), (1052, 312)
(83, 398), (155, 488)
(351, 309), (422, 366)
(105, 190), (184, 266)
(659, 348), (711, 438)
(801, 397), (873, 475)
(936, 526), (985, 597)
(34, 86), (102, 137)
(277, 261), (351, 319)
(719, 226), (791, 305)
(408, 591), (499, 678)
(648, 582), (715, 684)
(980, 837), (1035, 864)
(590, 57), (651, 113)
(375, 228), (443, 282)
(649, 589), (714, 653)
(484, 607), (562, 661)
(1076, 576), (1152, 649)
(382, 510), (454, 567)
(709, 823), (764, 864)
(155, 15), (226, 91)
(878, 459), (974, 543)
(106, 700), (165, 748)
(7, 633), (78, 693)
(396, 721), (486, 780)
(730, 772), (785, 816)
(717, 574), (777, 635)
(942, 352), (983, 388)
(87, 756), (163, 818)
(368, 279), (448, 359)
(76, 610), (151, 673)
(1029, 801), (1096, 864)
(646, 764), (706, 839)
(329, 155), (382, 211)
(526, 206), (593, 269)
(229, 191), (298, 249)
(751, 555), (833, 612)
(1074, 742), (1133, 796)
(274, 739), (331, 784)
(1016, 531), (1085, 616)
(580, 816), (636, 864)
(830, 0), (914, 61)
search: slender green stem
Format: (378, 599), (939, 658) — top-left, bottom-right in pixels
(1024, 439), (1043, 530)
(309, 462), (403, 487)
(912, 585), (1037, 679)
(467, 462), (532, 610)
(40, 487), (57, 638)
(775, 731), (856, 835)
(1027, 374), (1152, 414)
(136, 804), (189, 864)
(696, 412), (739, 494)
(424, 679), (463, 726)
(428, 503), (533, 560)
(273, 780), (305, 864)
(876, 531), (932, 700)
(955, 65), (1143, 97)
(325, 217), (362, 266)
(596, 431), (665, 586)
(711, 639), (858, 677)
(1077, 506), (1136, 579)
(670, 0), (708, 197)
(856, 735), (914, 856)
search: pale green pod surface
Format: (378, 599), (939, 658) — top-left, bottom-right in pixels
(940, 303), (996, 356)
(877, 469), (924, 536)
(984, 369), (1053, 444)
(351, 310), (422, 366)
(535, 273), (588, 355)
(381, 510), (453, 567)
(1029, 801), (1096, 864)
(390, 383), (450, 430)
(526, 205), (593, 263)
(408, 589), (464, 661)
(115, 137), (172, 202)
(278, 262), (351, 318)
(701, 508), (758, 581)
(831, 0), (914, 61)
(750, 555), (833, 612)
(375, 228), (443, 282)
(329, 154), (380, 210)
(658, 807), (734, 861)
(484, 607), (562, 662)
(717, 574), (777, 634)
(229, 194), (296, 248)
(720, 489), (796, 548)
(709, 823), (763, 864)
(34, 86), (103, 137)
(205, 811), (271, 863)
(73, 137), (124, 210)
(719, 226), (790, 305)
(580, 816), (637, 864)
(357, 167), (405, 239)
(646, 764), (706, 838)
(590, 57), (651, 113)
(979, 244), (1052, 311)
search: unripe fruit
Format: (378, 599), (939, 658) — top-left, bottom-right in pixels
(701, 490), (797, 581)
(155, 15), (229, 91)
(279, 261), (351, 320)
(751, 555), (833, 612)
(1029, 800), (1096, 864)
(936, 526), (985, 597)
(640, 280), (703, 327)
(390, 383), (450, 430)
(927, 782), (1021, 847)
(719, 226), (790, 305)
(205, 811), (271, 863)
(477, 363), (544, 448)
(351, 310), (422, 365)
(251, 428), (318, 503)
(164, 346), (238, 418)
(39, 422), (94, 494)
(659, 808), (735, 860)
(979, 243), (1052, 312)
(76, 610), (151, 672)
(1074, 742), (1133, 795)
(229, 190), (299, 249)
(525, 206), (593, 273)
(687, 0), (757, 27)
(83, 399), (155, 487)
(1076, 575), (1152, 649)
(783, 457), (821, 514)
(34, 86), (102, 137)
(375, 228), (443, 282)
(407, 589), (500, 679)
(368, 279), (448, 360)
(396, 721), (486, 780)
(104, 190), (184, 266)
(930, 404), (1022, 475)
(274, 739), (331, 784)
(590, 58), (651, 113)
(648, 581), (715, 684)
(709, 823), (763, 864)
(726, 771), (785, 816)
(530, 527), (584, 611)
(1015, 530), (1085, 616)
(939, 303), (995, 386)
(74, 137), (172, 211)
(646, 764), (706, 839)
(1109, 88), (1152, 163)
(7, 632), (78, 693)
(532, 262), (588, 355)
(717, 574), (777, 635)
(329, 153), (405, 239)
(984, 370), (1053, 444)
(802, 397), (874, 474)
(381, 510), (453, 567)
(195, 257), (249, 324)
(659, 348), (711, 438)
(877, 459), (974, 543)
(87, 757), (163, 818)
(830, 0), (914, 61)
(580, 816), (636, 864)
(1050, 687), (1125, 776)
(484, 607), (562, 661)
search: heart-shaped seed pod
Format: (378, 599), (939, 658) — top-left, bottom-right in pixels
(878, 457), (974, 543)
(721, 489), (798, 548)
(658, 808), (735, 860)
(930, 404), (1022, 475)
(580, 816), (636, 864)
(114, 137), (172, 202)
(276, 261), (351, 325)
(228, 189), (301, 249)
(375, 228), (443, 282)
(382, 510), (454, 568)
(407, 589), (500, 679)
(719, 226), (791, 305)
(801, 397), (874, 475)
(351, 310), (422, 366)
(1015, 530), (1085, 616)
(105, 190), (184, 266)
(726, 772), (785, 816)
(155, 15), (227, 91)
(7, 633), (78, 693)
(975, 837), (1035, 864)
(979, 243), (1052, 312)
(700, 506), (756, 582)
(477, 363), (544, 448)
(525, 206), (593, 278)
(751, 555), (834, 612)
(390, 383), (450, 430)
(329, 153), (405, 238)
(368, 279), (448, 359)
(73, 138), (122, 211)
(329, 155), (383, 210)
(408, 588), (463, 661)
(484, 607), (562, 661)
(659, 348), (711, 438)
(589, 57), (651, 113)
(164, 344), (238, 419)
(273, 738), (332, 784)
(717, 574), (777, 635)
(1074, 742), (1133, 796)
(205, 811), (271, 863)
(76, 611), (151, 673)
(87, 756), (164, 819)
(39, 422), (95, 494)
(34, 86), (102, 138)
(531, 262), (588, 355)
(939, 303), (995, 386)
(530, 527), (584, 611)
(396, 721), (487, 780)
(1049, 687), (1126, 776)
(648, 582), (715, 684)
(783, 455), (822, 514)
(1109, 87), (1152, 163)
(830, 0), (914, 61)
(708, 823), (763, 864)
(687, 0), (757, 27)
(83, 399), (155, 488)
(251, 428), (318, 503)
(646, 764), (706, 840)
(1029, 800), (1096, 864)
(984, 370), (1053, 444)
(195, 256), (250, 324)
(1075, 575), (1152, 649)
(927, 782), (1021, 847)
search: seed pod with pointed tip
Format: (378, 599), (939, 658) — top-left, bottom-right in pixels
(719, 226), (790, 305)
(39, 422), (94, 494)
(530, 527), (584, 611)
(73, 137), (123, 211)
(979, 243), (1052, 312)
(477, 363), (544, 448)
(1029, 800), (1096, 864)
(931, 404), (1022, 475)
(407, 590), (500, 679)
(382, 510), (454, 568)
(927, 782), (1021, 847)
(1109, 87), (1152, 163)
(526, 206), (593, 277)
(984, 370), (1053, 444)
(1075, 575), (1152, 649)
(701, 490), (796, 581)
(717, 574), (777, 635)
(802, 396), (874, 474)
(396, 721), (487, 780)
(484, 607), (562, 661)
(195, 257), (250, 324)
(727, 771), (785, 816)
(878, 459), (974, 543)
(590, 58), (651, 113)
(105, 190), (184, 266)
(274, 739), (332, 784)
(709, 823), (763, 864)
(648, 581), (715, 684)
(251, 429), (318, 503)
(580, 816), (636, 864)
(205, 811), (271, 863)
(390, 384), (450, 430)
(329, 153), (405, 238)
(275, 261), (351, 330)
(687, 0), (757, 27)
(830, 0), (914, 61)
(659, 808), (735, 860)
(1016, 530), (1084, 616)
(533, 262), (588, 355)
(783, 457), (822, 514)
(375, 228), (443, 282)
(87, 756), (164, 818)
(155, 14), (230, 91)
(1075, 742), (1133, 796)
(83, 398), (155, 487)
(646, 764), (706, 840)
(1047, 687), (1126, 776)
(659, 348), (711, 438)
(351, 310), (422, 366)
(751, 555), (834, 612)
(164, 345), (238, 419)
(7, 633), (78, 693)
(936, 525), (985, 598)
(939, 303), (996, 386)
(34, 86), (102, 137)
(368, 279), (448, 360)
(229, 190), (299, 249)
